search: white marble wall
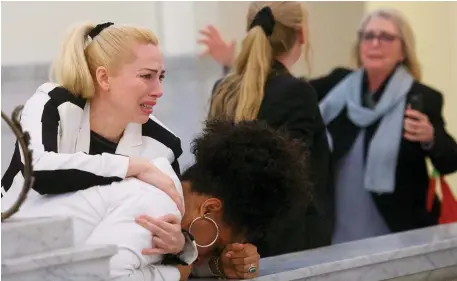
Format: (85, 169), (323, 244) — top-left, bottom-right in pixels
(1, 1), (227, 66)
(2, 217), (117, 281)
(1, 2), (160, 65)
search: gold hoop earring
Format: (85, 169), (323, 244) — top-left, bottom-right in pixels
(188, 214), (219, 248)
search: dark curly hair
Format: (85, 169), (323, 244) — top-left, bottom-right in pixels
(182, 119), (311, 242)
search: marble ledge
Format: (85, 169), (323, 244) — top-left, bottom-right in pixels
(191, 223), (457, 281)
(252, 248), (457, 281)
(3, 256), (112, 281)
(2, 244), (118, 275)
(1, 55), (222, 84)
(2, 217), (74, 259)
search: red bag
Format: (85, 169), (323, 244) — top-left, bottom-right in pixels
(427, 169), (457, 224)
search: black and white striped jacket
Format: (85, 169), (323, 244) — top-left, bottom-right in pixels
(1, 82), (182, 204)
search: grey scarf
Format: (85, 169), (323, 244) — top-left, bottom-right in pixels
(319, 66), (414, 193)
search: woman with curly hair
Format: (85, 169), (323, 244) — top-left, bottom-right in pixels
(14, 120), (311, 281)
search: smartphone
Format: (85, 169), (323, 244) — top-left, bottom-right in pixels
(409, 93), (424, 112)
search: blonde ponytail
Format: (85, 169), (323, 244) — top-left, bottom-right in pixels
(209, 2), (309, 123)
(210, 26), (272, 123)
(50, 22), (96, 99)
(235, 26), (272, 122)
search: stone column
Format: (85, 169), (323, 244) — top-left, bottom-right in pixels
(155, 1), (197, 56)
(152, 2), (225, 170)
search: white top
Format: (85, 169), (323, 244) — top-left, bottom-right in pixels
(13, 157), (197, 281)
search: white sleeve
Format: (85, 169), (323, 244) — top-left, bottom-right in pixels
(83, 160), (197, 280)
(16, 83), (129, 194)
(149, 158), (198, 265)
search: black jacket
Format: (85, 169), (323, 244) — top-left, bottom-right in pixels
(310, 67), (457, 232)
(213, 61), (334, 257)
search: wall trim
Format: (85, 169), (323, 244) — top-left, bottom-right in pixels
(1, 55), (221, 84)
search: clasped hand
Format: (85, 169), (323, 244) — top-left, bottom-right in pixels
(220, 243), (260, 279)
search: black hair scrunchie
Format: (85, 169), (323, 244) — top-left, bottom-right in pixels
(88, 22), (114, 39)
(249, 6), (276, 36)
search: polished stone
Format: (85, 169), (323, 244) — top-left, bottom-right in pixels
(1, 216), (117, 281)
(2, 217), (73, 259)
(2, 244), (116, 281)
(191, 223), (457, 281)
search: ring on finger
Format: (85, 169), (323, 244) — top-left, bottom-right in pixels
(248, 264), (257, 274)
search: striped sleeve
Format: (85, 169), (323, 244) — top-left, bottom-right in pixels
(17, 83), (129, 195)
(141, 117), (183, 177)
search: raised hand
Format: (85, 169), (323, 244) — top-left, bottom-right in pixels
(197, 25), (236, 67)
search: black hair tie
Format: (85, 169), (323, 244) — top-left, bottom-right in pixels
(88, 22), (114, 39)
(249, 6), (276, 36)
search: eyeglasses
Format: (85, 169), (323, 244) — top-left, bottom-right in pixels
(358, 31), (401, 43)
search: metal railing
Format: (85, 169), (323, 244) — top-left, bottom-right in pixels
(1, 106), (34, 221)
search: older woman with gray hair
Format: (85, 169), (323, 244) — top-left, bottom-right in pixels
(311, 8), (457, 243)
(198, 7), (457, 245)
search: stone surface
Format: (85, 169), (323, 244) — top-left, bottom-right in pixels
(191, 223), (457, 281)
(1, 216), (117, 281)
(2, 217), (73, 259)
(389, 265), (457, 281)
(2, 244), (117, 276)
(2, 250), (115, 281)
